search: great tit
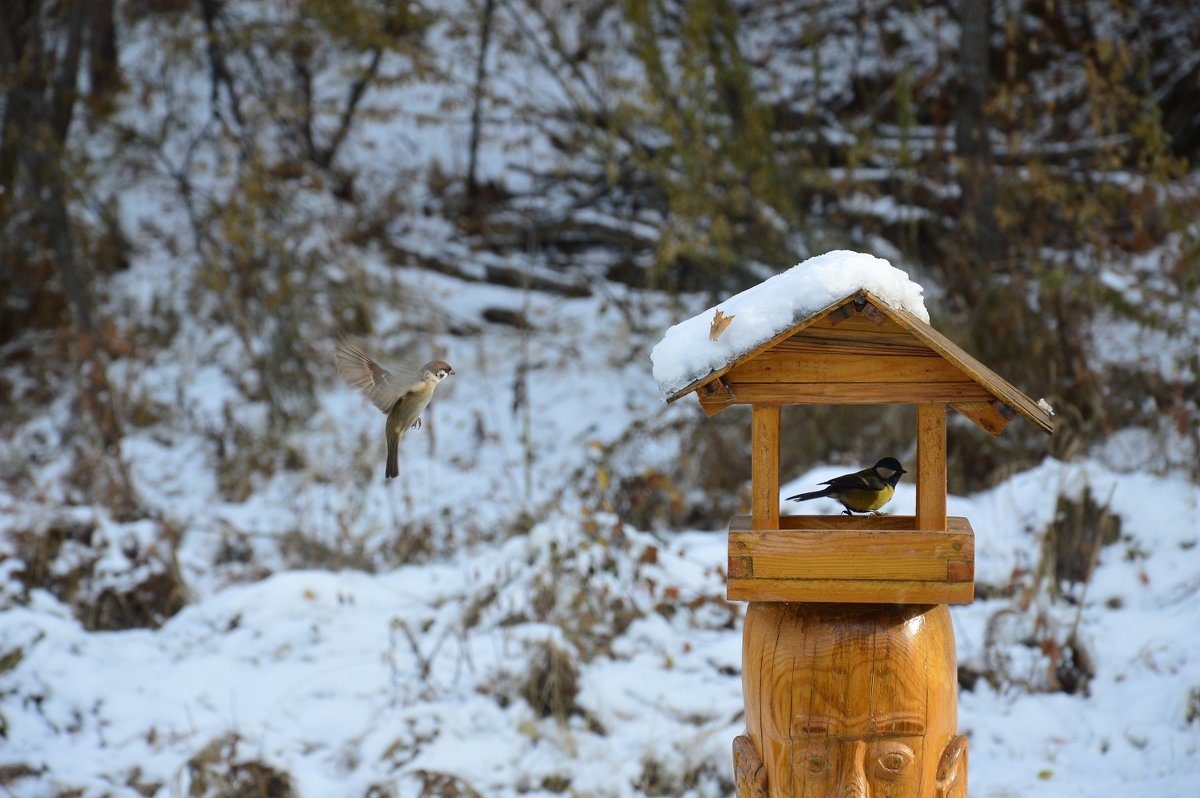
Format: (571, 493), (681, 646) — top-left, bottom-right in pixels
(786, 457), (907, 515)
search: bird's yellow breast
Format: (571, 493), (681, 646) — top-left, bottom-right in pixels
(836, 484), (895, 513)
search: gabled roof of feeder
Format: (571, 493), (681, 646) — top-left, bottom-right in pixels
(652, 282), (1056, 436)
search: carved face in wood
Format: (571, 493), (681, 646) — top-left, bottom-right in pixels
(738, 603), (967, 798)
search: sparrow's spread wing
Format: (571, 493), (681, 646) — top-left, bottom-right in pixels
(336, 339), (423, 413)
(820, 470), (882, 492)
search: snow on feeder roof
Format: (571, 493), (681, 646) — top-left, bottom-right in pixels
(651, 251), (929, 400)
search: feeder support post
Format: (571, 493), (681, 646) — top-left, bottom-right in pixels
(916, 403), (948, 531)
(751, 404), (780, 530)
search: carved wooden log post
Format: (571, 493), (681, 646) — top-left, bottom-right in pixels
(734, 603), (968, 798)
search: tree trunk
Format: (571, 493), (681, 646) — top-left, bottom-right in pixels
(3, 0), (138, 514)
(954, 0), (1001, 268)
(89, 0), (120, 110)
(466, 0), (496, 211)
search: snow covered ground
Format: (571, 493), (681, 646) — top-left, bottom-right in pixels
(3, 0), (1198, 793)
(3, 261), (1199, 796)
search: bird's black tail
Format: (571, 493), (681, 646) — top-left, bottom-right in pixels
(786, 488), (830, 502)
(385, 439), (399, 480)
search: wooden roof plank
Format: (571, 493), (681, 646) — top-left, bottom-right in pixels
(860, 293), (1055, 434)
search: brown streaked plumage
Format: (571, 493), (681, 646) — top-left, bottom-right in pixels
(335, 339), (454, 479)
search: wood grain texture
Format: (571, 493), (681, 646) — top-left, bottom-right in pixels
(730, 529), (968, 580)
(798, 320), (912, 343)
(728, 577), (974, 604)
(751, 404), (780, 530)
(703, 380), (994, 406)
(916, 403), (948, 532)
(726, 517), (975, 605)
(950, 399), (1015, 437)
(734, 514), (922, 531)
(727, 347), (971, 384)
(739, 602), (967, 797)
(733, 735), (768, 798)
(818, 311), (906, 333)
(872, 295), (1054, 434)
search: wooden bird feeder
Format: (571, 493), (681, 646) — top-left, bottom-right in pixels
(665, 289), (1054, 605)
(660, 280), (1054, 798)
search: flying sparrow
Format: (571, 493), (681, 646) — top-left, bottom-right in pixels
(335, 339), (454, 480)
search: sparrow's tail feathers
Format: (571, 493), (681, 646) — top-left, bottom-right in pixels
(385, 438), (399, 480)
(786, 488), (830, 502)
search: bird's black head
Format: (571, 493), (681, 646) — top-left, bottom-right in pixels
(873, 457), (907, 486)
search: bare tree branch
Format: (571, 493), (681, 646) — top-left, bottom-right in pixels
(318, 46), (383, 168)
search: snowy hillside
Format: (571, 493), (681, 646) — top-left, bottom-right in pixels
(3, 265), (1199, 796)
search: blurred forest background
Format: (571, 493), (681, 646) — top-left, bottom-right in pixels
(4, 0), (1198, 510)
(2, 1), (1200, 794)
